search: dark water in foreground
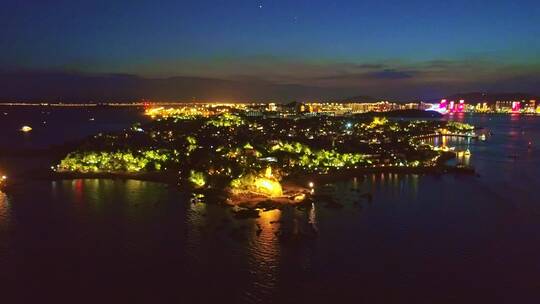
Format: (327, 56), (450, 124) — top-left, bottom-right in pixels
(1, 109), (540, 303)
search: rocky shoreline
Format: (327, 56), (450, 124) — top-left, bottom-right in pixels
(2, 160), (476, 212)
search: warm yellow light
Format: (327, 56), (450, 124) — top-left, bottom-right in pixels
(369, 117), (388, 128)
(308, 182), (314, 188)
(264, 166), (273, 178)
(188, 170), (206, 188)
(21, 125), (32, 132)
(293, 193), (306, 202)
(254, 177), (283, 197)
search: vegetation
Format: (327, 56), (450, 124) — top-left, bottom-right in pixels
(55, 112), (476, 195)
(58, 150), (174, 173)
(188, 170), (206, 188)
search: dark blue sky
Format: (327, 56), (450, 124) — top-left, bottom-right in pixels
(1, 0), (540, 100)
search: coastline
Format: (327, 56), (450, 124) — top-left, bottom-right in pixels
(24, 162), (476, 185)
(2, 125), (477, 209)
(3, 161), (475, 195)
(0, 161), (475, 213)
(2, 137), (476, 210)
(285, 164), (475, 185)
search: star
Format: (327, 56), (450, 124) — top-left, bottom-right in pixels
(258, 4), (263, 9)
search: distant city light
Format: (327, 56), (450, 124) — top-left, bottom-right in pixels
(511, 101), (521, 112)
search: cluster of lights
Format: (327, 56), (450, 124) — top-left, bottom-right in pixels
(230, 167), (283, 197)
(426, 99), (540, 114)
(58, 150), (175, 173)
(55, 110), (475, 198)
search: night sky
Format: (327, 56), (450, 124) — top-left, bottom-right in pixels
(1, 0), (540, 100)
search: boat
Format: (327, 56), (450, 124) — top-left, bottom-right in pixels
(440, 146), (455, 152)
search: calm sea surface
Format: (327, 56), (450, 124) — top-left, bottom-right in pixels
(0, 108), (539, 303)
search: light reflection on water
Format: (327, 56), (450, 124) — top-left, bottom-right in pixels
(1, 114), (540, 303)
(245, 210), (281, 302)
(422, 135), (474, 166)
(0, 191), (12, 272)
(0, 192), (10, 249)
(0, 191), (8, 224)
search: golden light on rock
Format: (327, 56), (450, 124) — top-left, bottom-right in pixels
(293, 193), (306, 202)
(253, 177), (283, 197)
(264, 166), (273, 178)
(230, 166), (283, 197)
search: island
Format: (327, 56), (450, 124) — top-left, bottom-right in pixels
(51, 108), (477, 209)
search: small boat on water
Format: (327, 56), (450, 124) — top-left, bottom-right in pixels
(189, 193), (205, 204)
(439, 146), (455, 152)
(456, 149), (471, 157)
